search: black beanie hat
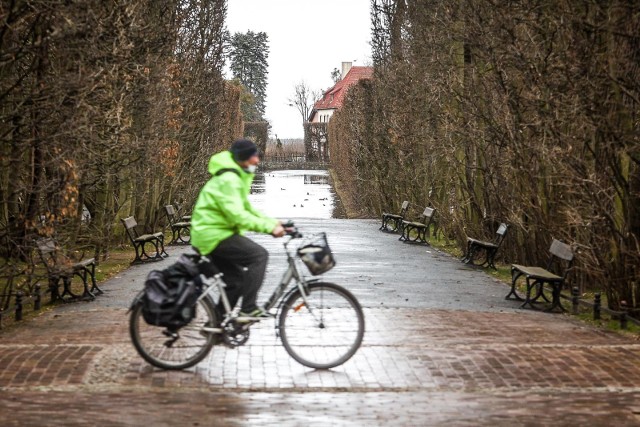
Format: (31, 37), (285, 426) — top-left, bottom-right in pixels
(229, 139), (259, 161)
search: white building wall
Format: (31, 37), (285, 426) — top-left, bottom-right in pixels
(311, 109), (335, 123)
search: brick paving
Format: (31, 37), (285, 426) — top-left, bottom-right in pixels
(3, 308), (640, 394)
(2, 389), (640, 427)
(1, 219), (640, 425)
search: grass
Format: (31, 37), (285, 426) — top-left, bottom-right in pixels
(575, 311), (640, 337)
(93, 247), (134, 282)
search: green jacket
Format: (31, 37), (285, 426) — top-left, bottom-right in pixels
(190, 151), (277, 255)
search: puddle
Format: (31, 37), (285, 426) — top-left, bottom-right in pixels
(249, 170), (340, 219)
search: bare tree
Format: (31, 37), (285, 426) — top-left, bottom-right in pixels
(330, 68), (341, 83)
(288, 80), (319, 124)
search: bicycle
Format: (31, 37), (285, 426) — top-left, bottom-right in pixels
(129, 222), (365, 370)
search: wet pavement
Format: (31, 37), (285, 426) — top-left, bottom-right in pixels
(2, 218), (640, 426)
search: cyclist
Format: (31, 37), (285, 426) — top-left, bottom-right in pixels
(190, 138), (285, 320)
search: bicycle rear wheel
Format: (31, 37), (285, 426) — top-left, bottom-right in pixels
(129, 296), (218, 370)
(279, 282), (365, 369)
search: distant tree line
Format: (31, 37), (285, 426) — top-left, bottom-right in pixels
(0, 1), (242, 281)
(329, 0), (640, 314)
(265, 138), (305, 156)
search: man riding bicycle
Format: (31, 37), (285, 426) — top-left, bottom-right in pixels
(190, 138), (285, 320)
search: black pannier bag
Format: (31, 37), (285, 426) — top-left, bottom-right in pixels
(141, 254), (203, 329)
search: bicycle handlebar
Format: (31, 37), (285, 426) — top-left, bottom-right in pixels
(282, 220), (303, 238)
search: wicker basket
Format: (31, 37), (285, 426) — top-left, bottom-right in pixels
(296, 232), (336, 275)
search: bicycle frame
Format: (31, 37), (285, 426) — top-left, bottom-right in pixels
(197, 235), (318, 328)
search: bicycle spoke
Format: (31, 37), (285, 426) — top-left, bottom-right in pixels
(130, 297), (218, 370)
(279, 282), (364, 369)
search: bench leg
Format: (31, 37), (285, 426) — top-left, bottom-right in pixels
(158, 236), (169, 258)
(400, 225), (429, 244)
(519, 278), (540, 310)
(170, 226), (191, 245)
(393, 218), (404, 233)
(88, 263), (103, 295)
(48, 277), (62, 303)
(76, 268), (96, 301)
(131, 243), (145, 264)
(178, 226), (191, 244)
(519, 280), (565, 312)
(131, 241), (157, 264)
(132, 238), (168, 264)
(58, 276), (79, 302)
(398, 224), (411, 241)
(74, 264), (101, 300)
(146, 239), (162, 260)
(379, 215), (389, 231)
(380, 215), (401, 233)
(463, 244), (490, 267)
(486, 248), (498, 270)
(529, 283), (550, 304)
(541, 282), (566, 313)
(461, 241), (473, 263)
(505, 269), (525, 301)
(170, 227), (181, 245)
(417, 226), (428, 244)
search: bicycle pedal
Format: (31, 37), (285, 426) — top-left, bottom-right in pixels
(163, 329), (179, 339)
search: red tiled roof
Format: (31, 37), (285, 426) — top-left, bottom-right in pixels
(312, 66), (373, 113)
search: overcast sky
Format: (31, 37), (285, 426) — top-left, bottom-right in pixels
(225, 0), (372, 139)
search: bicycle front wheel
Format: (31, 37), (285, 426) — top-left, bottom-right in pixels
(129, 296), (218, 370)
(279, 282), (365, 369)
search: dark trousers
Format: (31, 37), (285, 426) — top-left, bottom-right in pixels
(205, 234), (268, 313)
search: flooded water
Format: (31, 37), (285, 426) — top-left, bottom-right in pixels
(249, 170), (339, 219)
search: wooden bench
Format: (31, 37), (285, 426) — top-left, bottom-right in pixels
(506, 238), (574, 312)
(380, 201), (409, 233)
(399, 207), (436, 244)
(121, 216), (168, 264)
(461, 223), (509, 269)
(36, 237), (102, 302)
(165, 205), (191, 245)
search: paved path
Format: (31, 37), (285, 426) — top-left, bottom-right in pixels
(2, 219), (640, 426)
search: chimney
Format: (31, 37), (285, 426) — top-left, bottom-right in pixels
(341, 62), (352, 80)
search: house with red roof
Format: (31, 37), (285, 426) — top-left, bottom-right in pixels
(309, 62), (374, 123)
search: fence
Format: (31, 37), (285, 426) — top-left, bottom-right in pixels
(260, 154), (330, 171)
(0, 283), (44, 329)
(0, 263), (52, 329)
(563, 287), (640, 330)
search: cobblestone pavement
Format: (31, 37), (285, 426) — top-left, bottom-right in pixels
(2, 219), (640, 426)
